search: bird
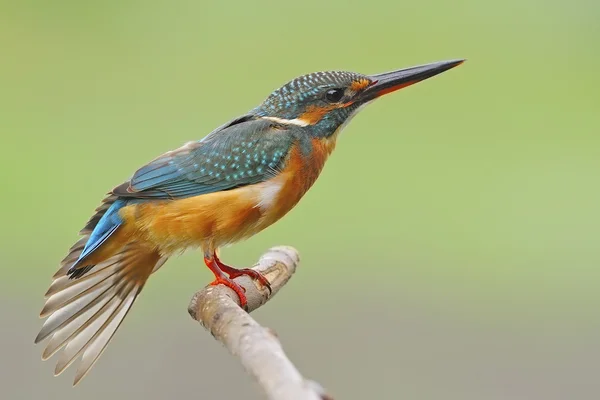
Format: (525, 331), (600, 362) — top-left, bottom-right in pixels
(35, 59), (464, 385)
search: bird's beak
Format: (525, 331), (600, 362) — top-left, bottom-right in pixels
(359, 59), (465, 102)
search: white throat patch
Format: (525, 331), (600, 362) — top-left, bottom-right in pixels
(261, 116), (310, 127)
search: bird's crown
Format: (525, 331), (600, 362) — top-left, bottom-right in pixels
(253, 71), (373, 131)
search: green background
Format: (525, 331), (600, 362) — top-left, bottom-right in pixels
(1, 0), (599, 399)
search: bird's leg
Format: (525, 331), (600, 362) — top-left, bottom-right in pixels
(204, 254), (251, 310)
(213, 252), (272, 295)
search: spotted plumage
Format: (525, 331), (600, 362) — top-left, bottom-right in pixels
(36, 59), (464, 385)
(256, 71), (370, 120)
(115, 118), (294, 199)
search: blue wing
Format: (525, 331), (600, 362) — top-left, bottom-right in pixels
(113, 116), (295, 199)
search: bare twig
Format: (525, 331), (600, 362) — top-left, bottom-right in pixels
(188, 246), (332, 400)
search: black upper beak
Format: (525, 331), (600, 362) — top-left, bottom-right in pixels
(360, 59), (465, 102)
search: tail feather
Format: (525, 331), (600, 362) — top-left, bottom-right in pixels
(69, 198), (127, 277)
(40, 256), (124, 319)
(80, 194), (121, 235)
(53, 280), (135, 377)
(51, 238), (88, 280)
(40, 278), (122, 359)
(44, 259), (119, 301)
(37, 234), (167, 385)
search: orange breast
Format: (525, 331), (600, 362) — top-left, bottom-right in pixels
(257, 137), (334, 225)
(118, 138), (337, 255)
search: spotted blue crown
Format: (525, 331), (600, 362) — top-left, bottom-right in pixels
(254, 71), (367, 120)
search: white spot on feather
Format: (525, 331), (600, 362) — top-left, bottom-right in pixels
(255, 180), (284, 212)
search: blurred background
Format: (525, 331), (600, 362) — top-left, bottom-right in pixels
(1, 0), (599, 399)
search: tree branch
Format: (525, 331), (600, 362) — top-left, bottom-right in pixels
(188, 246), (332, 400)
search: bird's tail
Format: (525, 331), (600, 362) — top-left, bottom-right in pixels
(35, 195), (167, 385)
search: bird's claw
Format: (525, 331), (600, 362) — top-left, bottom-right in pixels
(226, 268), (272, 295)
(209, 276), (249, 310)
(209, 268), (271, 311)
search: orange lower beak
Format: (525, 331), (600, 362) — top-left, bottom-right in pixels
(360, 59), (465, 101)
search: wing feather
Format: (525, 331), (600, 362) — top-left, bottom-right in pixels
(36, 243), (166, 385)
(113, 117), (294, 200)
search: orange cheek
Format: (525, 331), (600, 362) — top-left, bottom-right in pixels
(298, 105), (336, 124)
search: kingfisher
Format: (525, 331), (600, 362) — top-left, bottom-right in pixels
(35, 59), (464, 385)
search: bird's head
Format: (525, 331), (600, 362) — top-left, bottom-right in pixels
(253, 59), (464, 137)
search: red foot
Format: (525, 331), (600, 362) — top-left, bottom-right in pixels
(204, 255), (272, 310)
(214, 254), (272, 295)
(209, 274), (249, 310)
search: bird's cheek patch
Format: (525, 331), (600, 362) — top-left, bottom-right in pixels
(297, 105), (337, 125)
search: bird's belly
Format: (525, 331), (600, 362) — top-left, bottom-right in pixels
(119, 190), (260, 254)
(119, 179), (304, 254)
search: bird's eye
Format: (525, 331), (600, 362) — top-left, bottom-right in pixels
(325, 88), (344, 103)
